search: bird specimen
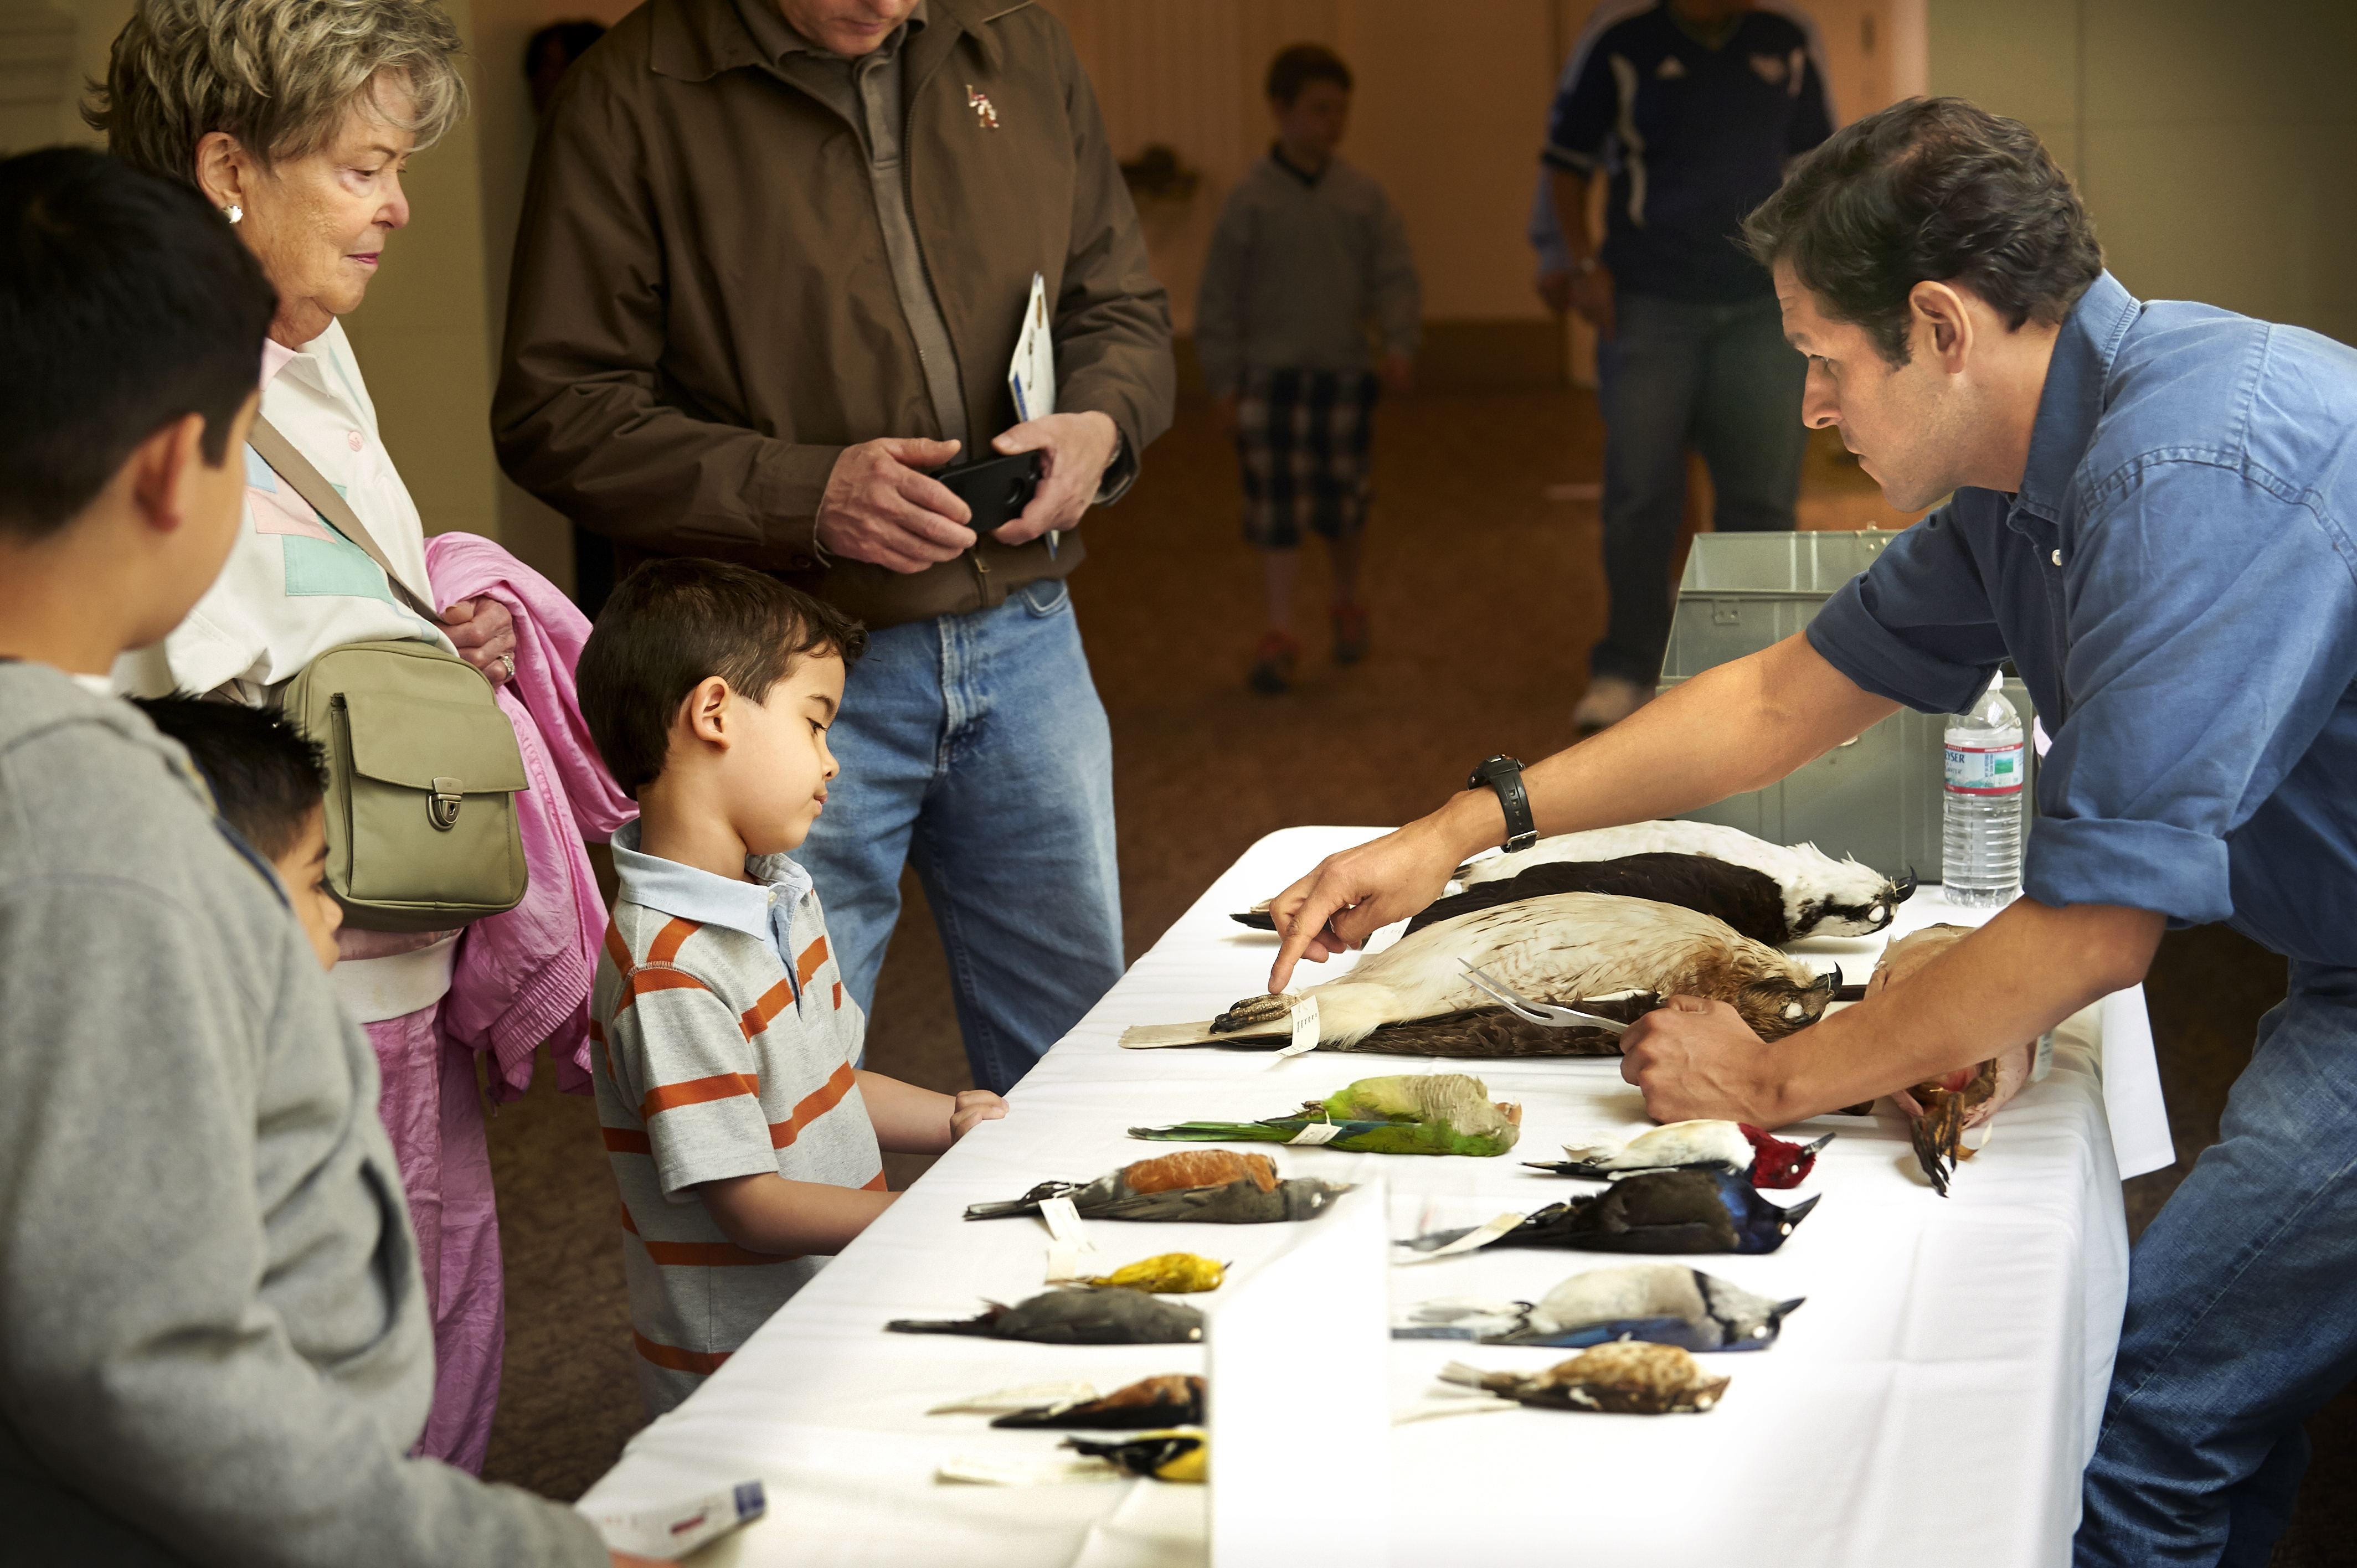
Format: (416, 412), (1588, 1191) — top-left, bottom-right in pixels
(964, 1149), (1351, 1225)
(886, 1289), (1203, 1344)
(1128, 1073), (1522, 1157)
(1401, 1264), (1804, 1352)
(1076, 1254), (1226, 1293)
(1122, 892), (1838, 1058)
(1458, 819), (1913, 939)
(1062, 1429), (1206, 1483)
(1406, 1169), (1819, 1256)
(992, 1374), (1205, 1429)
(1441, 1342), (1731, 1414)
(1869, 924), (2037, 1196)
(1524, 1120), (1831, 1189)
(1236, 850), (1795, 945)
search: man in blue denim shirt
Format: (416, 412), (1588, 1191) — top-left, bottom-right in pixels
(1267, 99), (2357, 1565)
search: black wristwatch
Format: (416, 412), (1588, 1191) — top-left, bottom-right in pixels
(1468, 755), (1539, 853)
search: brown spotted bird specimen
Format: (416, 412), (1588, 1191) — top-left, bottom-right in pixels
(1871, 924), (2037, 1195)
(992, 1374), (1205, 1429)
(1123, 893), (1836, 1058)
(963, 1149), (1351, 1224)
(1440, 1342), (1731, 1414)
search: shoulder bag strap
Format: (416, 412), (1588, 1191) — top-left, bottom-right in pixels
(247, 415), (441, 621)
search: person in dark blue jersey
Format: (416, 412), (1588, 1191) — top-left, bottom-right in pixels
(1534, 1), (1834, 731)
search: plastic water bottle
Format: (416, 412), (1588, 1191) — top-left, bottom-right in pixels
(1942, 674), (2025, 907)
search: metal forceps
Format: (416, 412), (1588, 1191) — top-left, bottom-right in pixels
(1457, 960), (1630, 1035)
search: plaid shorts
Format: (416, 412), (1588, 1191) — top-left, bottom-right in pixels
(1233, 368), (1380, 548)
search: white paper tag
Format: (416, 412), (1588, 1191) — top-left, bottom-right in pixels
(2032, 1029), (2056, 1082)
(1038, 1195), (1090, 1249)
(1269, 996), (1320, 1065)
(1398, 1211), (1525, 1264)
(1046, 1241), (1084, 1283)
(583, 1481), (765, 1559)
(1006, 272), (1057, 422)
(927, 1381), (1097, 1416)
(1288, 1121), (1343, 1146)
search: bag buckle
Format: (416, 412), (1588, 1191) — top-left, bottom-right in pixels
(429, 777), (463, 831)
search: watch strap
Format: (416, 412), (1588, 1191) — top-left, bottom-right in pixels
(1468, 755), (1538, 853)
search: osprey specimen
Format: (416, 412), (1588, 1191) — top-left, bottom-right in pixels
(1125, 891), (1839, 1058)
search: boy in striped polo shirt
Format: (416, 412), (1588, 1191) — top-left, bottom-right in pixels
(578, 559), (1009, 1414)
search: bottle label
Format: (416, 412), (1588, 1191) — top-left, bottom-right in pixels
(1946, 742), (2026, 795)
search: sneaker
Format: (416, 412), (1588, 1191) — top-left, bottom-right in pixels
(1248, 631), (1302, 695)
(1331, 603), (1369, 665)
(1572, 674), (1652, 733)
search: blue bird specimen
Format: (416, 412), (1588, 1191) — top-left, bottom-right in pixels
(964, 1150), (1350, 1225)
(1399, 1263), (1804, 1352)
(885, 1289), (1203, 1344)
(1406, 1169), (1818, 1256)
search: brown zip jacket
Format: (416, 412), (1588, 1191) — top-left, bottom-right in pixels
(492, 0), (1174, 630)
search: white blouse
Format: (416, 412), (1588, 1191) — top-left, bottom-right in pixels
(112, 319), (454, 703)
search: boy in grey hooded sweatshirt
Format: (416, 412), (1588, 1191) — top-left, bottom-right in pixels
(0, 151), (620, 1567)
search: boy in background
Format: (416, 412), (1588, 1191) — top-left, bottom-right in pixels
(0, 148), (619, 1565)
(135, 695), (343, 971)
(1198, 42), (1421, 695)
(577, 559), (1008, 1414)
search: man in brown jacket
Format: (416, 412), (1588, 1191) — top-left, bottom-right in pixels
(495, 0), (1173, 1094)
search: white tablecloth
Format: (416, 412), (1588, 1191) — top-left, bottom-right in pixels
(580, 828), (2154, 1567)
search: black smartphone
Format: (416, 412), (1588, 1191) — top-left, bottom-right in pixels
(930, 450), (1042, 539)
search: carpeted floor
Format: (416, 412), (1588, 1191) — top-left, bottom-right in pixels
(475, 389), (2347, 1562)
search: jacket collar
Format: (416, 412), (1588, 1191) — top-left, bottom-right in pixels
(650, 0), (1019, 84)
(2013, 270), (2142, 529)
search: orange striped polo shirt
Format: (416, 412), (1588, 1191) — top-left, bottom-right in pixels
(591, 822), (881, 1416)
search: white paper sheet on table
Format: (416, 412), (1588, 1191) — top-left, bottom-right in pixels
(579, 827), (2145, 1568)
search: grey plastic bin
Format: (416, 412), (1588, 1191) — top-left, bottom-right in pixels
(1656, 530), (2035, 880)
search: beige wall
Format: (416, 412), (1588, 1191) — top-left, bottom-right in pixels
(1928, 0), (2357, 347)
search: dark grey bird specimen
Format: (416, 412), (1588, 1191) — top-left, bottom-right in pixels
(992, 1374), (1205, 1428)
(886, 1290), (1203, 1344)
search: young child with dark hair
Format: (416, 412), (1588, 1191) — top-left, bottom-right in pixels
(1197, 41), (1422, 695)
(133, 695), (342, 969)
(577, 556), (1008, 1414)
(0, 147), (619, 1564)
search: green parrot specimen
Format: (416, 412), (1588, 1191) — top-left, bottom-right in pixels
(1128, 1073), (1522, 1157)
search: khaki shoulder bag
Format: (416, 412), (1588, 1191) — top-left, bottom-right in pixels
(253, 419), (531, 931)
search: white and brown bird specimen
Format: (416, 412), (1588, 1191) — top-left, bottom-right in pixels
(1459, 821), (1914, 939)
(1123, 891), (1837, 1056)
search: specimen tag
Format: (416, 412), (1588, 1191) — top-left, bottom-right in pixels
(2032, 1029), (2056, 1081)
(1288, 1121), (1342, 1146)
(1399, 1211), (1525, 1264)
(1270, 995), (1320, 1064)
(1038, 1195), (1089, 1247)
(1045, 1242), (1084, 1283)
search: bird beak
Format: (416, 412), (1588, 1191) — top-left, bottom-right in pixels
(1893, 869), (1919, 904)
(1771, 1296), (1807, 1325)
(1818, 966), (1842, 993)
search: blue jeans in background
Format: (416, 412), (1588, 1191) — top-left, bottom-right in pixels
(2078, 960), (2357, 1566)
(1592, 289), (1808, 685)
(794, 577), (1123, 1094)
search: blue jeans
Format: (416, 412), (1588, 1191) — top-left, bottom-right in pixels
(793, 577), (1123, 1094)
(2078, 959), (2357, 1566)
(1592, 290), (1808, 685)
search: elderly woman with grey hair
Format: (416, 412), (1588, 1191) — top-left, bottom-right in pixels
(89, 0), (527, 1475)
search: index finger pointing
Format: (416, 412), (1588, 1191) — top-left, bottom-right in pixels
(1268, 871), (1348, 993)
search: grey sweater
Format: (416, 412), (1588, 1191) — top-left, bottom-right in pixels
(0, 665), (604, 1567)
(1193, 149), (1421, 398)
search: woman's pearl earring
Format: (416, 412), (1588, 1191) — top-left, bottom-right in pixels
(223, 203), (242, 224)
